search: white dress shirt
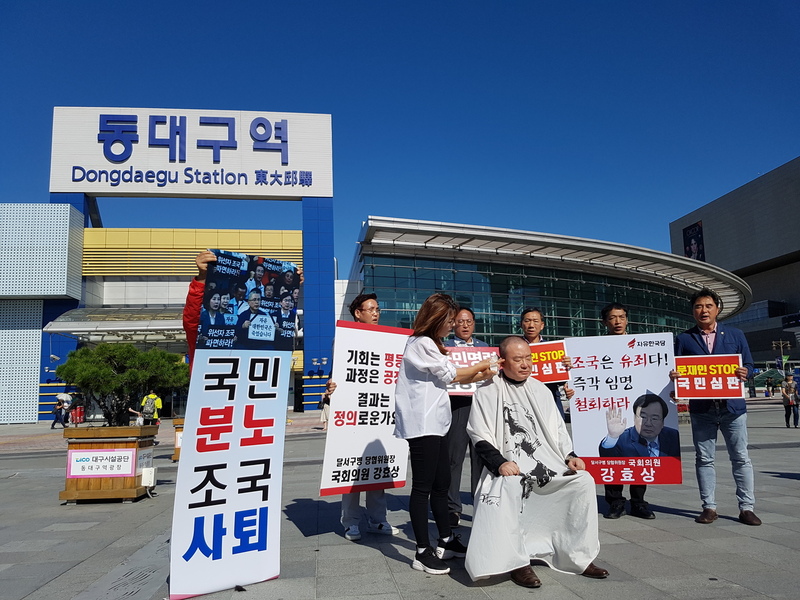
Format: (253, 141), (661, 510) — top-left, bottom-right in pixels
(393, 336), (457, 439)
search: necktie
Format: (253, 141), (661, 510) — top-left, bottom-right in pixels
(648, 442), (658, 457)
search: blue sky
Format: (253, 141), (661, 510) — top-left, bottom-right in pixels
(2, 1), (798, 268)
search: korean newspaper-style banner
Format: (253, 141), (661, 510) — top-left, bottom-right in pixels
(674, 354), (745, 399)
(170, 350), (291, 599)
(319, 321), (412, 496)
(564, 333), (682, 485)
(447, 347), (499, 395)
(197, 250), (301, 353)
(50, 107), (332, 199)
(529, 340), (570, 384)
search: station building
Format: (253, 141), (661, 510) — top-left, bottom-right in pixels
(669, 155), (800, 366)
(0, 206), (752, 424)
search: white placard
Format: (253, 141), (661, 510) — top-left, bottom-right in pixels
(170, 350), (291, 599)
(319, 321), (411, 496)
(564, 333), (682, 485)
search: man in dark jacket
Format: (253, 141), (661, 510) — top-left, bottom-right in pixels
(673, 288), (760, 526)
(443, 307), (490, 527)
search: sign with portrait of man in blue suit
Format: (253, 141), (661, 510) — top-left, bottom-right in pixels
(599, 394), (681, 458)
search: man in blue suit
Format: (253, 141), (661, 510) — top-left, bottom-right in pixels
(444, 306), (490, 528)
(600, 394), (681, 458)
(673, 288), (760, 526)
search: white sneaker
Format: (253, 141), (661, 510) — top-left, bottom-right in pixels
(344, 525), (361, 541)
(366, 520), (399, 535)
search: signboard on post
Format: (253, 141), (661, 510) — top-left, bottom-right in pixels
(319, 321), (411, 496)
(565, 333), (682, 485)
(50, 107), (332, 199)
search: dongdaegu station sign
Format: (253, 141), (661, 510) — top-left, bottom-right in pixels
(49, 107), (333, 199)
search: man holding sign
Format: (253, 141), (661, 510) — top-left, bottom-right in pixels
(443, 307), (489, 528)
(329, 293), (400, 542)
(520, 308), (572, 418)
(599, 303), (656, 520)
(673, 288), (760, 526)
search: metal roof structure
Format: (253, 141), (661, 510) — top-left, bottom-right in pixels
(43, 307), (186, 351)
(358, 216), (752, 319)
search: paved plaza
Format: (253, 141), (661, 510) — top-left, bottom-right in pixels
(1, 399), (799, 600)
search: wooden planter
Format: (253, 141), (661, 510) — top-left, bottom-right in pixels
(172, 418), (184, 462)
(59, 425), (158, 503)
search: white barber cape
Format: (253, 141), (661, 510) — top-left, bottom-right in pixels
(465, 374), (599, 580)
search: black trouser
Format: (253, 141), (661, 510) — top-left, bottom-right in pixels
(446, 396), (483, 515)
(408, 435), (451, 549)
(51, 409), (66, 428)
(785, 404), (799, 427)
(605, 484), (647, 508)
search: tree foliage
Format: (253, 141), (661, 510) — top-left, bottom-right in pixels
(56, 343), (189, 426)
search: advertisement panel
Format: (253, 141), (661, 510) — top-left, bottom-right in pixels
(50, 107), (332, 198)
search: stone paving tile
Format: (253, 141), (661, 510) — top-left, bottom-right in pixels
(643, 574), (757, 598)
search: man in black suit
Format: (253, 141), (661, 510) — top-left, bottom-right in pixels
(600, 394), (680, 458)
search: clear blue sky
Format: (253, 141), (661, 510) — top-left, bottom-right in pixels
(2, 1), (798, 269)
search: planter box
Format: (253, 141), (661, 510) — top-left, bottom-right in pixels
(59, 425), (158, 502)
(172, 418), (184, 462)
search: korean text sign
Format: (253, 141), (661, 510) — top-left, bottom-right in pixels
(319, 321), (411, 496)
(674, 354), (744, 399)
(446, 347), (498, 395)
(170, 348), (291, 599)
(50, 107), (332, 199)
(564, 333), (682, 485)
(528, 340), (570, 384)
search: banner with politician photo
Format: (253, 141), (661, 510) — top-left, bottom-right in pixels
(564, 332), (682, 485)
(196, 250), (302, 352)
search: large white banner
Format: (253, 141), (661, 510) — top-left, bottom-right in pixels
(50, 107), (332, 198)
(170, 350), (291, 599)
(319, 321), (411, 496)
(565, 333), (681, 485)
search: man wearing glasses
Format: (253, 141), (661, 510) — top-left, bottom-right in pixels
(326, 293), (400, 541)
(443, 307), (489, 528)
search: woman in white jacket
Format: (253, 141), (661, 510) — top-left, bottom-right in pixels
(394, 293), (495, 575)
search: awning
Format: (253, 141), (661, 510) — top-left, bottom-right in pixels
(43, 307), (186, 348)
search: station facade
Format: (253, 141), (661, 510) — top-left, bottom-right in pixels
(669, 155), (800, 366)
(346, 216), (751, 346)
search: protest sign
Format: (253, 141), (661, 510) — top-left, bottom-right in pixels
(170, 349), (291, 599)
(446, 347), (499, 395)
(197, 250), (301, 352)
(528, 340), (570, 384)
(674, 354), (744, 399)
(319, 321), (412, 496)
(565, 333), (682, 485)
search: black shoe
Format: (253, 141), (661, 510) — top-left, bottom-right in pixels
(630, 504), (655, 520)
(449, 512), (460, 528)
(604, 503), (625, 519)
(436, 534), (467, 559)
(412, 547), (450, 574)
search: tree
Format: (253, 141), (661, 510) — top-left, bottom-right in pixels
(55, 343), (189, 426)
